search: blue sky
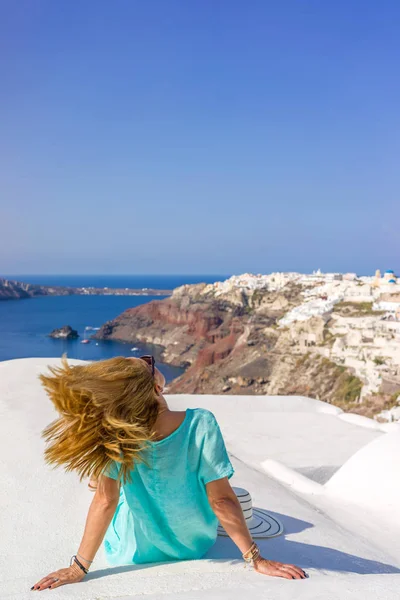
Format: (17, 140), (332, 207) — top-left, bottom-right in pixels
(1, 1), (398, 275)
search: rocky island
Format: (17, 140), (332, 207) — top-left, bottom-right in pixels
(49, 325), (79, 339)
(95, 271), (400, 421)
(0, 278), (172, 301)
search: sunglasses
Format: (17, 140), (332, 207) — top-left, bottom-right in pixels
(139, 355), (155, 377)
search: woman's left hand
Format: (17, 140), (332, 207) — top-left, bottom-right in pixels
(31, 565), (85, 591)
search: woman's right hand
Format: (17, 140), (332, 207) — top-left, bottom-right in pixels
(31, 565), (85, 591)
(254, 557), (306, 579)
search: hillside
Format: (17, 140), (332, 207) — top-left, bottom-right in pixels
(95, 274), (400, 420)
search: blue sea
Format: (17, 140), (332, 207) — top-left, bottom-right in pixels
(0, 274), (227, 382)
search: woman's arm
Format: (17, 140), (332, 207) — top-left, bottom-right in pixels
(76, 476), (121, 566)
(206, 477), (306, 580)
(31, 476), (120, 591)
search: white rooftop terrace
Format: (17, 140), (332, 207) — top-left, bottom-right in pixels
(1, 358), (399, 600)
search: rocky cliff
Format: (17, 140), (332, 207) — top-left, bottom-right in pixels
(94, 281), (368, 407)
(94, 276), (400, 419)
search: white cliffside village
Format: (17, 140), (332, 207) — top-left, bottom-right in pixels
(201, 269), (400, 422)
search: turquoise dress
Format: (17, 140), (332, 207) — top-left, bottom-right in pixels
(103, 408), (234, 565)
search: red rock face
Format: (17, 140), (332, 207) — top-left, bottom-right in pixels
(98, 296), (230, 340)
(122, 300), (224, 340)
(95, 294), (244, 379)
(196, 332), (238, 368)
(196, 318), (245, 367)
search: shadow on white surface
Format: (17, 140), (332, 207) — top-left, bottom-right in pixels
(205, 510), (400, 576)
(84, 510), (400, 583)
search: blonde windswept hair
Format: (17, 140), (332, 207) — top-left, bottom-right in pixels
(39, 355), (159, 483)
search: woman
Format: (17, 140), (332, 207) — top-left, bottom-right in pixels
(31, 355), (305, 591)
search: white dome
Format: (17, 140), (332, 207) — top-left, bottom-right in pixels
(325, 432), (400, 520)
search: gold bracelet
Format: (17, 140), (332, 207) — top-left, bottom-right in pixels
(242, 542), (261, 566)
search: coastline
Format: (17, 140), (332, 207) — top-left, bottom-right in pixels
(0, 274), (224, 366)
(0, 277), (172, 301)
